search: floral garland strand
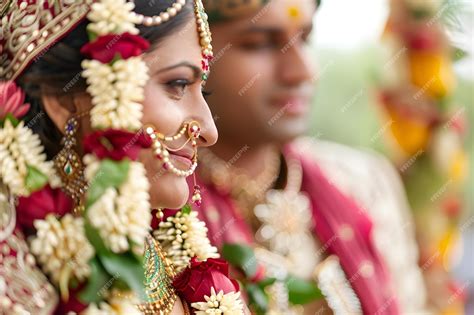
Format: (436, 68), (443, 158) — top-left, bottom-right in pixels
(153, 207), (220, 273)
(0, 82), (58, 196)
(79, 0), (153, 311)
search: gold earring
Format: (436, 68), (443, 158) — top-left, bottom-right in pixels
(54, 117), (87, 214)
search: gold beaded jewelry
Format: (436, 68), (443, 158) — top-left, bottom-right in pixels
(194, 0), (213, 81)
(145, 121), (204, 205)
(130, 0), (187, 26)
(129, 0), (213, 81)
(144, 121), (200, 178)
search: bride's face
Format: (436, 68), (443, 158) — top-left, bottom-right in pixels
(44, 14), (217, 210)
(139, 15), (218, 209)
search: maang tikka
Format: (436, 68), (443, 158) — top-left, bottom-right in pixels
(145, 121), (203, 206)
(54, 116), (87, 213)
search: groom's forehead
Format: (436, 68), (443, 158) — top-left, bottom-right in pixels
(204, 0), (318, 23)
(209, 0), (316, 38)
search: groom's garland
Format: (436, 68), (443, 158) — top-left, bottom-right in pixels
(0, 0), (243, 314)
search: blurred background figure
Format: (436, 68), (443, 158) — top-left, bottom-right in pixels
(313, 0), (473, 313)
(191, 0), (452, 313)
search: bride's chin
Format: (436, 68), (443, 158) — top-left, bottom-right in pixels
(150, 174), (190, 210)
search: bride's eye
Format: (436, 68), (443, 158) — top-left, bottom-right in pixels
(166, 79), (190, 98)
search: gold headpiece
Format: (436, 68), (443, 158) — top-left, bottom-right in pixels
(0, 0), (92, 81)
(1, 0), (213, 81)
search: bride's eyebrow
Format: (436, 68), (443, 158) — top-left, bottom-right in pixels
(153, 61), (202, 79)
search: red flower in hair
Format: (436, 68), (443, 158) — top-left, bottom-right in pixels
(83, 129), (152, 161)
(173, 257), (240, 304)
(80, 32), (150, 63)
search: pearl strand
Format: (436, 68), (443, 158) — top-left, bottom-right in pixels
(130, 0), (186, 26)
(145, 124), (199, 178)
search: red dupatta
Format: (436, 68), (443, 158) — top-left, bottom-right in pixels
(192, 145), (400, 314)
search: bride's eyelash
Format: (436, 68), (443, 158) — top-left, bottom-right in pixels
(202, 90), (212, 98)
(167, 79), (189, 89)
(166, 78), (190, 97)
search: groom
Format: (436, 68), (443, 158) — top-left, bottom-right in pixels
(194, 0), (429, 313)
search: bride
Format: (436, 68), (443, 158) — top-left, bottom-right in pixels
(0, 0), (245, 314)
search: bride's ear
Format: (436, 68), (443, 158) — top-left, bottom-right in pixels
(41, 92), (92, 135)
(41, 93), (74, 134)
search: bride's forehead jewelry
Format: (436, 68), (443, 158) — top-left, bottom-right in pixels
(131, 0), (213, 82)
(130, 0), (186, 26)
(194, 0), (213, 81)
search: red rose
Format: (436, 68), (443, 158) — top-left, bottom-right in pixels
(83, 129), (152, 161)
(17, 185), (73, 230)
(173, 257), (240, 304)
(80, 32), (150, 63)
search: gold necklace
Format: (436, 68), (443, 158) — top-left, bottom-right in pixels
(198, 147), (281, 214)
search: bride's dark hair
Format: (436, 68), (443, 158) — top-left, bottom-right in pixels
(17, 0), (193, 158)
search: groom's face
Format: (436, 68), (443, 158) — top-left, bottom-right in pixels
(205, 0), (317, 147)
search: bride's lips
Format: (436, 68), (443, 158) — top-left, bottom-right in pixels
(168, 148), (194, 169)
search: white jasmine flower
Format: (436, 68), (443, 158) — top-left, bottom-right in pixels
(192, 288), (244, 315)
(87, 162), (151, 253)
(82, 290), (141, 315)
(87, 0), (138, 36)
(29, 214), (94, 285)
(0, 120), (55, 196)
(82, 58), (149, 131)
(83, 154), (101, 182)
(154, 210), (219, 272)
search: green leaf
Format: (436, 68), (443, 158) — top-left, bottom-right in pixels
(87, 31), (98, 42)
(246, 283), (268, 314)
(99, 252), (146, 301)
(109, 53), (123, 65)
(181, 204), (192, 215)
(222, 243), (257, 277)
(1, 113), (20, 127)
(84, 221), (111, 256)
(257, 277), (276, 289)
(86, 159), (130, 208)
(79, 257), (113, 303)
(285, 275), (323, 305)
(453, 47), (467, 62)
(25, 165), (48, 192)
